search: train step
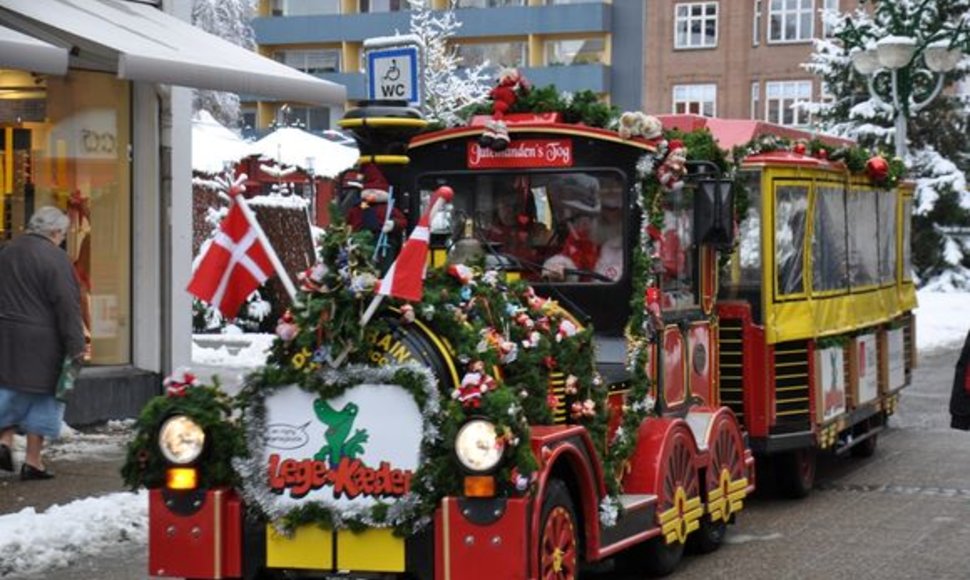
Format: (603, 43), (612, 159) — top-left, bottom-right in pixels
(600, 493), (658, 550)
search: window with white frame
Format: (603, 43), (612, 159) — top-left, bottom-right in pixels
(751, 81), (760, 119)
(675, 2), (719, 49)
(272, 0), (341, 16)
(673, 84), (717, 116)
(765, 80), (812, 126)
(545, 38), (605, 66)
(753, 0), (762, 46)
(274, 49), (341, 74)
(455, 42), (527, 69)
(822, 0), (839, 37)
(768, 0), (814, 42)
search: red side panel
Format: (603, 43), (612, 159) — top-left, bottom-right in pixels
(149, 488), (242, 579)
(663, 327), (686, 407)
(688, 323), (713, 405)
(435, 497), (530, 580)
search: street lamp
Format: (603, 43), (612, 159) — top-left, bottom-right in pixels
(851, 37), (966, 161)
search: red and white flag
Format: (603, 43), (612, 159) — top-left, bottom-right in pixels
(187, 201), (275, 318)
(377, 186), (454, 302)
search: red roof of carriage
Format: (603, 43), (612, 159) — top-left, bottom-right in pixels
(654, 114), (854, 150)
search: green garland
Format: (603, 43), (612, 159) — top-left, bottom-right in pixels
(232, 363), (444, 535)
(121, 377), (244, 490)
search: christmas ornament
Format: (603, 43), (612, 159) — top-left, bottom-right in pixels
(275, 310), (299, 342)
(866, 155), (889, 183)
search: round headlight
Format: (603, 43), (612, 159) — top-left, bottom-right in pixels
(455, 419), (505, 473)
(158, 415), (206, 465)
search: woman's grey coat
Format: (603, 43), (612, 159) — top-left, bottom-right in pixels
(0, 233), (85, 395)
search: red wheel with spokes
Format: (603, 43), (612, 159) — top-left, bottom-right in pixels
(693, 412), (747, 553)
(540, 479), (579, 580)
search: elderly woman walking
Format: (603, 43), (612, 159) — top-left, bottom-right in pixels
(0, 206), (86, 480)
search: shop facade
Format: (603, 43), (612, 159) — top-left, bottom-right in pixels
(0, 0), (345, 423)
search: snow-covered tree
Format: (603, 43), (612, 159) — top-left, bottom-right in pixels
(408, 0), (492, 126)
(803, 0), (970, 288)
(191, 0), (257, 128)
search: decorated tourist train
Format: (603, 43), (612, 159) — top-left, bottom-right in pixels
(125, 76), (915, 579)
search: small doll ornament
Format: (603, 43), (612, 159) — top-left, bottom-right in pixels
(656, 139), (688, 192)
(275, 310), (299, 342)
(479, 68), (529, 152)
(346, 163), (406, 236)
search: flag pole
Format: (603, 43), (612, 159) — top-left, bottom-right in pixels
(233, 193), (300, 305)
(331, 187), (453, 367)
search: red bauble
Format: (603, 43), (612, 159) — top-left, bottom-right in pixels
(866, 156), (889, 183)
(816, 148), (828, 160)
(793, 142), (807, 155)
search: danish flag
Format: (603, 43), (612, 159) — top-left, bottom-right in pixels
(187, 200), (275, 318)
(377, 186), (454, 302)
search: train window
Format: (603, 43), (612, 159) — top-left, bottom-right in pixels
(417, 171), (627, 283)
(774, 184), (808, 295)
(812, 185), (849, 292)
(902, 197), (913, 282)
(877, 190), (897, 284)
(737, 171), (762, 285)
(846, 188), (879, 287)
(661, 186), (696, 310)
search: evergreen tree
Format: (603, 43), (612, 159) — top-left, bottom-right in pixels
(803, 0), (970, 288)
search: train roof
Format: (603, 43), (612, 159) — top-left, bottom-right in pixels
(654, 114), (854, 151)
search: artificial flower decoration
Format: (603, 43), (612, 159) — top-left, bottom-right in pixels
(164, 367), (199, 397)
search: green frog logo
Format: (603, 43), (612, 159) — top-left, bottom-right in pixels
(312, 399), (370, 467)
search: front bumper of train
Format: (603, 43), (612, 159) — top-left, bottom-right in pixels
(148, 489), (532, 580)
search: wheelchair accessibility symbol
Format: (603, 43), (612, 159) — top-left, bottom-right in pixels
(382, 59), (401, 82)
(368, 46), (420, 105)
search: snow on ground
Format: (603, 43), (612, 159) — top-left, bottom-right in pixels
(0, 290), (965, 578)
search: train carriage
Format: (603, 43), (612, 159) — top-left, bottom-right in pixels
(131, 102), (913, 579)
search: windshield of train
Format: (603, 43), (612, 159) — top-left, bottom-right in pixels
(417, 171), (627, 283)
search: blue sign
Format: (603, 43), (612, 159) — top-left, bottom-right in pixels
(366, 46), (420, 107)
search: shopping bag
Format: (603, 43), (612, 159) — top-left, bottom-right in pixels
(56, 356), (81, 402)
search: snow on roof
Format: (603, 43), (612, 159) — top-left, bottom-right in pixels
(192, 110), (251, 174)
(249, 126), (359, 178)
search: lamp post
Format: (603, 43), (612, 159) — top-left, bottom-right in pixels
(851, 36), (965, 161)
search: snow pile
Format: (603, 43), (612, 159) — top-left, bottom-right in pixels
(0, 491), (147, 578)
(192, 110), (251, 174)
(249, 126), (358, 178)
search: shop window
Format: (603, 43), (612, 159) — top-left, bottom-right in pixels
(545, 38), (604, 66)
(287, 106), (331, 133)
(359, 0), (409, 12)
(455, 42), (526, 69)
(775, 184), (808, 295)
(25, 70), (132, 365)
(812, 185), (848, 292)
(273, 0), (341, 16)
(675, 2), (718, 49)
(765, 80), (811, 126)
(768, 0), (814, 43)
(274, 49), (341, 75)
(673, 84), (716, 117)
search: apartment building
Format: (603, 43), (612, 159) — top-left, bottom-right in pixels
(645, 0), (861, 126)
(248, 0), (645, 133)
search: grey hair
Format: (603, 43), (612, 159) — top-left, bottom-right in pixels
(27, 206), (70, 237)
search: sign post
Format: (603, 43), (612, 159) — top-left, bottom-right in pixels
(364, 36), (423, 108)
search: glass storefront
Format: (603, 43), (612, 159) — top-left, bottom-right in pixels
(0, 69), (131, 365)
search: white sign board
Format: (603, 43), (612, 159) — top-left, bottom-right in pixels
(816, 346), (846, 422)
(887, 328), (906, 390)
(262, 383), (423, 510)
(366, 45), (421, 106)
(856, 334), (879, 404)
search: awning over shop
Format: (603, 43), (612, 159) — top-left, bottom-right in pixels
(0, 22), (67, 75)
(0, 0), (345, 105)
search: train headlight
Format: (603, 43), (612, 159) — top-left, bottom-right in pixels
(158, 415), (206, 465)
(455, 419), (504, 473)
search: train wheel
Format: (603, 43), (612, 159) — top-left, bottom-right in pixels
(850, 418), (879, 458)
(692, 413), (747, 554)
(539, 479), (579, 580)
(637, 426), (700, 576)
(775, 447), (816, 499)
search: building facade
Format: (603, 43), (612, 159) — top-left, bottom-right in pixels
(247, 0), (646, 133)
(0, 0), (343, 423)
(645, 0), (862, 126)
